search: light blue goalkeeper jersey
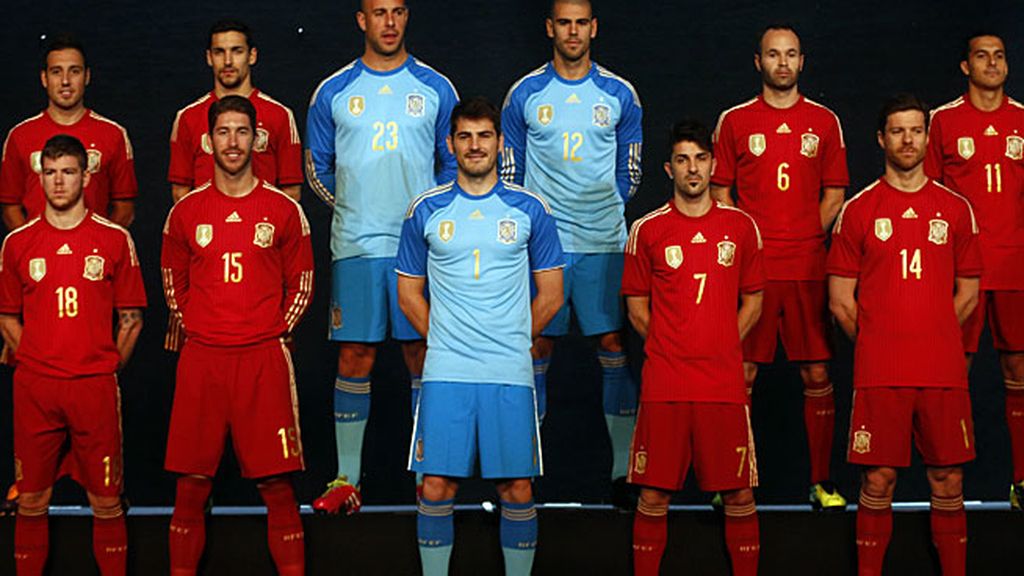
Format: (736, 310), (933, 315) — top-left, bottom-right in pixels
(396, 181), (564, 387)
(306, 56), (458, 260)
(501, 62), (642, 254)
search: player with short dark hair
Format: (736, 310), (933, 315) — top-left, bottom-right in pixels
(710, 24), (849, 510)
(626, 120), (764, 576)
(306, 0), (459, 514)
(397, 96), (564, 576)
(829, 95), (981, 576)
(162, 95), (314, 576)
(1, 133), (146, 576)
(1, 34), (137, 231)
(501, 0), (643, 507)
(925, 32), (1024, 510)
(168, 19), (302, 202)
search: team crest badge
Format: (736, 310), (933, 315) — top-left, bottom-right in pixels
(717, 241), (736, 267)
(748, 134), (766, 157)
(29, 151), (42, 174)
(253, 222), (275, 248)
(800, 133), (820, 158)
(928, 219), (949, 245)
(253, 128), (270, 153)
(28, 258), (46, 282)
(348, 96), (366, 117)
(438, 220), (455, 243)
(1006, 135), (1024, 161)
(195, 224), (213, 248)
(633, 450), (647, 475)
(957, 137), (975, 160)
(537, 104), (554, 126)
(331, 305), (343, 330)
(592, 104), (611, 128)
(497, 218), (518, 244)
(82, 255), (105, 281)
(415, 438), (425, 462)
(406, 93), (425, 118)
(664, 245), (683, 269)
(852, 429), (871, 454)
(86, 149), (102, 173)
(874, 218), (892, 242)
(201, 133), (213, 155)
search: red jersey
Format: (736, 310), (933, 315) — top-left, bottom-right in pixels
(168, 90), (303, 189)
(925, 95), (1024, 290)
(622, 201), (765, 404)
(0, 213), (146, 378)
(827, 178), (982, 389)
(0, 110), (137, 218)
(161, 180), (314, 348)
(712, 95), (849, 281)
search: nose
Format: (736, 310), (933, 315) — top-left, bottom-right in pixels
(386, 11), (395, 27)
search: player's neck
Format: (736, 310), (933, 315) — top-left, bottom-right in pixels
(967, 84), (1005, 112)
(761, 85), (800, 109)
(214, 80), (254, 100)
(46, 103), (87, 126)
(884, 164), (927, 192)
(361, 47), (408, 73)
(44, 203), (87, 230)
(457, 171), (498, 196)
(672, 191), (713, 218)
(215, 169), (259, 198)
(552, 54), (591, 81)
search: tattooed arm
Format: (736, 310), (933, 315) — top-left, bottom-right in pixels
(115, 308), (144, 369)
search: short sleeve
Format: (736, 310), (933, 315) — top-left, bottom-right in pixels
(953, 200), (983, 278)
(113, 230), (147, 308)
(396, 205), (429, 277)
(621, 220), (651, 296)
(0, 130), (26, 205)
(923, 114), (945, 182)
(109, 126), (138, 200)
(827, 203), (863, 278)
(168, 109), (195, 186)
(710, 111), (737, 187)
(738, 218), (765, 293)
(0, 237), (23, 314)
(820, 112), (849, 187)
(527, 200), (564, 272)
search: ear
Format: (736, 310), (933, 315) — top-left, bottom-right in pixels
(663, 161), (673, 180)
(357, 10), (368, 33)
(40, 68), (48, 90)
(590, 17), (598, 39)
(206, 49), (214, 68)
(446, 134), (454, 156)
(876, 130), (885, 150)
(545, 18), (554, 39)
(84, 67), (91, 87)
(248, 47), (259, 66)
(797, 54), (805, 72)
(82, 169), (92, 189)
(710, 157), (717, 175)
(753, 53), (762, 72)
(959, 60), (970, 77)
(498, 132), (505, 153)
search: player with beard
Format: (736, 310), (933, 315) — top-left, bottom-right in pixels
(711, 24), (849, 510)
(1, 134), (146, 576)
(926, 32), (1024, 510)
(306, 0), (459, 514)
(829, 94), (981, 576)
(501, 0), (642, 507)
(162, 96), (313, 576)
(168, 20), (302, 203)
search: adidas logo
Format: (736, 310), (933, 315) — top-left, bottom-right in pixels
(565, 93), (581, 104)
(902, 207), (918, 219)
(691, 232), (707, 244)
(469, 209), (485, 220)
(984, 125), (998, 136)
(776, 123), (791, 134)
(57, 243), (72, 255)
(378, 85), (393, 95)
(226, 211), (242, 223)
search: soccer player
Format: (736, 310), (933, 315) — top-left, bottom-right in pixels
(0, 134), (146, 576)
(710, 24), (848, 510)
(925, 32), (1024, 510)
(398, 96), (563, 576)
(161, 96), (313, 576)
(168, 20), (302, 202)
(306, 0), (458, 514)
(500, 0), (642, 503)
(1, 34), (137, 230)
(626, 120), (765, 576)
(829, 94), (981, 576)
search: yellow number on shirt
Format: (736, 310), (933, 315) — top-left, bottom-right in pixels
(562, 131), (583, 162)
(985, 163), (1002, 193)
(693, 273), (708, 304)
(372, 121), (399, 151)
(222, 252), (243, 283)
(777, 162), (790, 191)
(900, 248), (922, 280)
(55, 286), (79, 318)
(473, 249), (481, 279)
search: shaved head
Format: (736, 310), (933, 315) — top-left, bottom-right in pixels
(550, 0), (591, 16)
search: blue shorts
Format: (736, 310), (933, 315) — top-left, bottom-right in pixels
(543, 252), (624, 337)
(409, 381), (542, 479)
(329, 256), (421, 342)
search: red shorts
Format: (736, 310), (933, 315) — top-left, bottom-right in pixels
(743, 280), (832, 364)
(165, 339), (304, 479)
(627, 401), (757, 492)
(848, 387), (975, 468)
(14, 368), (122, 496)
(961, 290), (1024, 353)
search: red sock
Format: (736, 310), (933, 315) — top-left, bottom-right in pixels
(804, 380), (835, 484)
(931, 495), (966, 576)
(169, 476), (213, 576)
(259, 479), (305, 576)
(724, 503), (759, 576)
(856, 490), (892, 576)
(632, 500), (668, 576)
(1005, 382), (1024, 482)
(14, 512), (49, 576)
(93, 514), (128, 576)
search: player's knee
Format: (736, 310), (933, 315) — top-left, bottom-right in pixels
(17, 489), (52, 515)
(598, 331), (623, 353)
(496, 478), (533, 503)
(721, 488), (755, 508)
(531, 337), (554, 360)
(88, 494), (123, 519)
(421, 475), (456, 501)
(927, 466), (963, 496)
(743, 362), (758, 386)
(400, 340), (426, 373)
(862, 467), (897, 496)
(799, 362), (829, 386)
(1001, 352), (1024, 382)
(638, 488), (671, 508)
(338, 343), (375, 377)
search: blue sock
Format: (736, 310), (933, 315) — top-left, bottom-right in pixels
(334, 376), (371, 483)
(599, 350), (637, 480)
(411, 374), (424, 487)
(533, 358), (549, 423)
(417, 497), (454, 576)
(500, 500), (538, 576)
